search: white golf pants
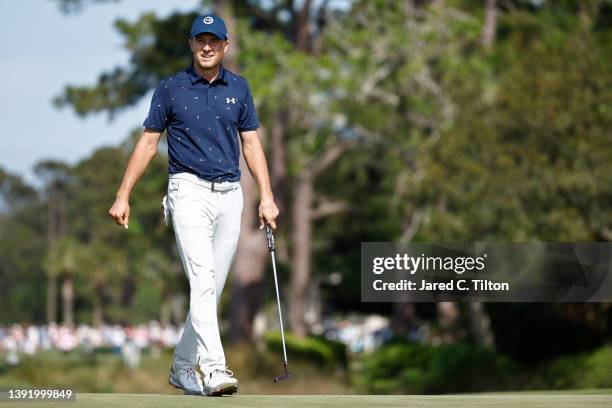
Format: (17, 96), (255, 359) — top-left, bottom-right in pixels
(162, 172), (243, 376)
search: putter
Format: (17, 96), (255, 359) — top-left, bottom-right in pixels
(265, 224), (293, 383)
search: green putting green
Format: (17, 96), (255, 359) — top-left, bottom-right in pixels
(3, 392), (612, 408)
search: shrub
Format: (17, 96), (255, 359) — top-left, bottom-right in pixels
(528, 344), (612, 390)
(353, 340), (517, 394)
(264, 332), (347, 369)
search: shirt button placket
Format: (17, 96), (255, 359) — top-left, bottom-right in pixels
(208, 84), (214, 110)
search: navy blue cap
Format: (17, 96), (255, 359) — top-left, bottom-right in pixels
(190, 15), (228, 40)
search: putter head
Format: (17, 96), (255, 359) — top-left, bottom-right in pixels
(273, 363), (292, 383)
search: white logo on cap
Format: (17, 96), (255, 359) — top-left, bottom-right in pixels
(203, 16), (214, 24)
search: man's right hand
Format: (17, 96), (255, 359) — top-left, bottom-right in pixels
(107, 129), (162, 230)
(108, 197), (130, 229)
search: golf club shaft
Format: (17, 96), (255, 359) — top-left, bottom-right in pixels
(270, 250), (288, 365)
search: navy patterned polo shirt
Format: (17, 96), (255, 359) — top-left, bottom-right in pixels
(143, 64), (259, 182)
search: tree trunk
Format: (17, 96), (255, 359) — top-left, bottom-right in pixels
(46, 195), (58, 324)
(171, 293), (186, 326)
(229, 130), (270, 343)
(47, 276), (57, 324)
(270, 111), (288, 215)
(437, 301), (460, 343)
(287, 142), (355, 337)
(289, 173), (313, 337)
(468, 301), (495, 349)
(214, 0), (270, 344)
(391, 303), (416, 336)
(482, 0), (497, 51)
(393, 209), (424, 336)
(229, 212), (268, 342)
(61, 274), (74, 327)
(295, 0), (313, 51)
(269, 111), (290, 264)
(229, 111), (289, 342)
(305, 278), (323, 331)
(92, 285), (104, 327)
(214, 0), (239, 71)
(93, 298), (103, 328)
(160, 298), (171, 327)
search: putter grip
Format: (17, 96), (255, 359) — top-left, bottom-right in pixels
(265, 225), (276, 252)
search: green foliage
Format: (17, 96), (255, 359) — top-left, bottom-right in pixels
(409, 5), (612, 242)
(53, 0), (119, 15)
(7, 0), (608, 360)
(529, 344), (612, 390)
(0, 168), (37, 214)
(54, 11), (197, 118)
(0, 167), (46, 323)
(265, 331), (347, 369)
(487, 303), (612, 364)
(129, 283), (163, 324)
(354, 341), (517, 394)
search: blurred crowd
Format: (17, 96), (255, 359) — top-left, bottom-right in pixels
(0, 322), (181, 366)
(319, 315), (395, 353)
(0, 314), (410, 367)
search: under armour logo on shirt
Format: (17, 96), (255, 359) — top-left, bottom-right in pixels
(226, 97), (236, 104)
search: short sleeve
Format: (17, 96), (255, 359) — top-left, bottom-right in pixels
(237, 81), (259, 132)
(143, 80), (171, 132)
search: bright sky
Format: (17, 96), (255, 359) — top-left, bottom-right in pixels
(0, 0), (202, 184)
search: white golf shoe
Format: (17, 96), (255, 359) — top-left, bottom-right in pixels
(168, 366), (204, 395)
(203, 368), (239, 396)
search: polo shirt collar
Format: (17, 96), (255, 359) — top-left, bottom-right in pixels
(187, 64), (228, 85)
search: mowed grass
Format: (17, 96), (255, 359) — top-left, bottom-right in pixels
(2, 348), (612, 407)
(0, 346), (352, 395)
(3, 392), (612, 408)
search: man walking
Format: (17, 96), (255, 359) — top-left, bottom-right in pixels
(108, 14), (279, 396)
